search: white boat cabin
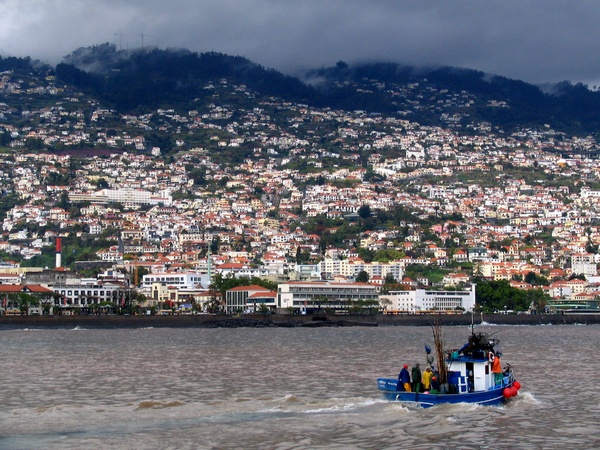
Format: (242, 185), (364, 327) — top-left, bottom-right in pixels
(446, 353), (497, 393)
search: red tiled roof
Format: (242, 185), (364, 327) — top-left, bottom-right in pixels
(228, 285), (270, 292)
(248, 291), (277, 298)
(216, 263), (247, 269)
(0, 284), (53, 294)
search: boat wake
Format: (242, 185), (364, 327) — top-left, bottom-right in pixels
(439, 402), (484, 414)
(264, 395), (385, 415)
(510, 390), (539, 405)
(301, 397), (383, 414)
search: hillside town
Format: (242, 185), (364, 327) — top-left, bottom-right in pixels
(1, 68), (600, 316)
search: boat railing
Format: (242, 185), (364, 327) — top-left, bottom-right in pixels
(494, 365), (514, 388)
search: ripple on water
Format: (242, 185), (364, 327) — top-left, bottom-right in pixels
(135, 400), (185, 410)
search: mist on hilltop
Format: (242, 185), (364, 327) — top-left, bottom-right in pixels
(4, 42), (600, 134)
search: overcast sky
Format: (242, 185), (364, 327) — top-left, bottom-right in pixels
(2, 0), (600, 86)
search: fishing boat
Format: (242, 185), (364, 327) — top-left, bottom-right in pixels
(377, 325), (521, 408)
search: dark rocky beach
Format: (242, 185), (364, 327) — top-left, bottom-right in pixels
(0, 312), (598, 330)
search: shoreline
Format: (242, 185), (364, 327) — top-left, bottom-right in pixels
(1, 313), (599, 330)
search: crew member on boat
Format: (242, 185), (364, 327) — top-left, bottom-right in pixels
(397, 364), (411, 391)
(430, 375), (439, 393)
(422, 366), (432, 392)
(491, 351), (503, 385)
(430, 366), (440, 393)
(411, 363), (422, 393)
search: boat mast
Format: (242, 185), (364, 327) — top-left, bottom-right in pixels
(431, 320), (448, 385)
(471, 309), (474, 335)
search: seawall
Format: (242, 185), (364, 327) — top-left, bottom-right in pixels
(0, 313), (598, 330)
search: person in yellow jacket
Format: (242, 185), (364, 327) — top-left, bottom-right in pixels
(421, 366), (432, 391)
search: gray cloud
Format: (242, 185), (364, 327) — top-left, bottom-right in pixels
(1, 0), (599, 86)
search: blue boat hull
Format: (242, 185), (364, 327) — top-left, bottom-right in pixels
(377, 377), (509, 408)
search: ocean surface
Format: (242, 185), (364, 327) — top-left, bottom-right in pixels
(0, 324), (598, 449)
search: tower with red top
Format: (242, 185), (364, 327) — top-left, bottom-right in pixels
(56, 237), (62, 268)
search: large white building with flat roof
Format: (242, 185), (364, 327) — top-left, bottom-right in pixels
(316, 258), (404, 281)
(379, 284), (476, 314)
(69, 188), (172, 206)
(277, 281), (380, 313)
(141, 271), (209, 291)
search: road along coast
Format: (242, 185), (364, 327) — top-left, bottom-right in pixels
(0, 313), (598, 330)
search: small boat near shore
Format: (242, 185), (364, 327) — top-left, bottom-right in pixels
(377, 325), (521, 408)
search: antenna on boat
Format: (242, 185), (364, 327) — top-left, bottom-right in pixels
(471, 308), (475, 336)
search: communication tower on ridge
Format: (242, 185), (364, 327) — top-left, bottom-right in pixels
(114, 32), (154, 50)
(140, 33), (154, 48)
(114, 32), (132, 51)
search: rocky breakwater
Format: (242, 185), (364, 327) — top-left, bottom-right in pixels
(0, 314), (381, 329)
(0, 314), (293, 329)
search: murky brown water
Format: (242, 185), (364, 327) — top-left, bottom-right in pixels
(0, 324), (598, 449)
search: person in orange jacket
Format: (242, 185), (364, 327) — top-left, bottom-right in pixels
(491, 352), (502, 385)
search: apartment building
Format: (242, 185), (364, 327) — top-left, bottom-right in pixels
(379, 284), (476, 313)
(277, 281), (380, 313)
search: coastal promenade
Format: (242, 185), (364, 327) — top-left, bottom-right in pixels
(1, 313), (599, 329)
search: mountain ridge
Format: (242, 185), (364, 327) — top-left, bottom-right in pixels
(2, 43), (600, 135)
